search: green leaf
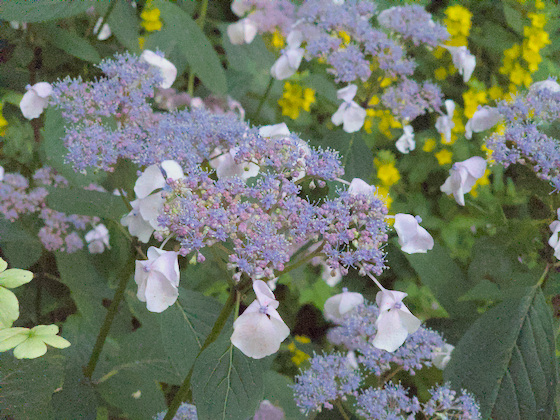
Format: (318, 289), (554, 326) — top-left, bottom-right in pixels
(0, 268), (34, 288)
(458, 279), (503, 302)
(405, 243), (477, 318)
(503, 4), (525, 35)
(146, 0), (227, 94)
(0, 1), (90, 22)
(107, 0), (141, 53)
(191, 331), (269, 420)
(41, 108), (107, 186)
(0, 287), (19, 328)
(0, 352), (65, 420)
(263, 371), (306, 420)
(445, 287), (558, 419)
(0, 218), (42, 268)
(51, 365), (98, 420)
(41, 24), (101, 63)
(45, 186), (128, 220)
(159, 289), (223, 377)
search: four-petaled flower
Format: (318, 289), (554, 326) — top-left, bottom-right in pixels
(0, 258), (33, 328)
(332, 84), (367, 133)
(135, 246), (180, 313)
(231, 280), (290, 359)
(323, 289), (364, 321)
(372, 289), (421, 352)
(20, 82), (53, 120)
(394, 213), (434, 254)
(271, 31), (305, 80)
(440, 156), (487, 206)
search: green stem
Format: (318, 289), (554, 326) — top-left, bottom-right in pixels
(342, 133), (355, 167)
(276, 242), (324, 276)
(255, 77), (275, 119)
(336, 400), (351, 420)
(83, 260), (133, 379)
(536, 263), (550, 287)
(163, 288), (237, 420)
(187, 0), (209, 96)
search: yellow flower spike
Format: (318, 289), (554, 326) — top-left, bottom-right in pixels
(434, 67), (448, 81)
(376, 162), (400, 187)
(488, 86), (504, 101)
(271, 30), (285, 49)
(380, 77), (393, 88)
(138, 37), (146, 50)
(435, 149), (453, 166)
(295, 335), (311, 344)
(535, 0), (545, 9)
(528, 13), (547, 29)
(368, 95), (380, 106)
(338, 30), (351, 45)
(375, 187), (393, 211)
(422, 138), (436, 152)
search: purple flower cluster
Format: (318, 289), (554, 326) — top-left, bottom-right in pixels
(382, 79), (443, 122)
(159, 145), (388, 281)
(376, 5), (449, 47)
(326, 301), (445, 375)
(292, 352), (362, 414)
(154, 402), (197, 420)
(485, 83), (560, 192)
(0, 167), (100, 253)
(356, 383), (480, 420)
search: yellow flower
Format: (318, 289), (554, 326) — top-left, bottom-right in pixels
(376, 162), (400, 187)
(368, 95), (380, 106)
(535, 0), (545, 9)
(271, 30), (285, 49)
(488, 85), (504, 101)
(470, 169), (491, 197)
(423, 138), (436, 152)
(481, 143), (494, 161)
(141, 7), (163, 32)
(375, 186), (393, 210)
(338, 30), (351, 45)
(138, 36), (146, 49)
(278, 82), (315, 120)
(435, 149), (453, 166)
(434, 67), (448, 81)
(288, 337), (310, 366)
(528, 13), (546, 29)
(463, 88), (487, 119)
(444, 5), (472, 46)
(0, 104), (7, 137)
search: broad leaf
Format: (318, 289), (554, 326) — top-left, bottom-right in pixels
(405, 243), (477, 318)
(445, 287), (558, 420)
(0, 1), (90, 22)
(107, 0), (141, 53)
(0, 218), (42, 268)
(159, 289), (223, 377)
(45, 187), (127, 220)
(42, 24), (101, 63)
(263, 371), (307, 420)
(191, 331), (269, 420)
(146, 0), (227, 94)
(0, 352), (65, 420)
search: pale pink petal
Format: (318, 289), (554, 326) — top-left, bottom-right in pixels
(134, 164), (166, 199)
(372, 310), (408, 352)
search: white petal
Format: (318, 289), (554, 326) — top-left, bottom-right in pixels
(285, 48), (304, 71)
(463, 156), (487, 181)
(140, 50), (177, 89)
(467, 107), (501, 135)
(324, 291), (364, 321)
(135, 260), (150, 302)
(20, 90), (49, 120)
(465, 119), (473, 140)
(231, 312), (290, 359)
(342, 102), (366, 133)
(337, 84), (358, 102)
(94, 17), (111, 41)
(372, 310), (409, 352)
(134, 164), (166, 199)
(32, 82), (53, 98)
(461, 53), (476, 83)
(227, 18), (257, 45)
(259, 123), (290, 138)
(0, 166), (4, 182)
(375, 289), (407, 312)
(253, 280), (278, 308)
(394, 214), (433, 254)
(396, 125), (415, 153)
(161, 160), (184, 181)
(331, 103), (346, 126)
(137, 192), (165, 229)
(398, 308), (421, 334)
(286, 30), (303, 48)
(530, 79), (560, 94)
(271, 55), (294, 80)
(231, 0), (250, 16)
(121, 205), (154, 243)
(151, 250), (180, 288)
(144, 271), (179, 313)
(348, 178), (374, 196)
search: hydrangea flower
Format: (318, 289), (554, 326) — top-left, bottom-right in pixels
(227, 17), (258, 45)
(444, 45), (476, 83)
(372, 289), (421, 352)
(20, 82), (52, 120)
(396, 125), (415, 154)
(140, 50), (177, 89)
(394, 214), (434, 254)
(324, 289), (364, 321)
(93, 17), (111, 41)
(432, 343), (454, 369)
(435, 100), (455, 143)
(230, 280), (290, 359)
(348, 177), (375, 196)
(270, 31), (304, 80)
(0, 258), (33, 328)
(465, 106), (501, 139)
(85, 224), (110, 254)
(548, 209), (560, 259)
(0, 325), (70, 359)
(331, 84), (366, 133)
(440, 156), (487, 206)
(135, 246), (180, 313)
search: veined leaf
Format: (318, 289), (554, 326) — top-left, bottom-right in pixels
(445, 287), (558, 419)
(0, 1), (90, 22)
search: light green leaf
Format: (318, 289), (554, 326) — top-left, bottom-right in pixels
(0, 352), (65, 420)
(0, 1), (90, 22)
(42, 24), (101, 63)
(146, 0), (227, 94)
(445, 287), (558, 419)
(0, 287), (19, 328)
(0, 268), (33, 288)
(191, 331), (269, 420)
(159, 289), (223, 377)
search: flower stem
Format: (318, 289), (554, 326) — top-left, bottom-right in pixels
(336, 400), (351, 420)
(255, 77), (275, 119)
(163, 287), (237, 420)
(83, 259), (133, 379)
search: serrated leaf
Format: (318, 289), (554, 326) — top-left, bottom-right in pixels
(191, 331), (269, 420)
(445, 287), (558, 419)
(146, 0), (227, 94)
(159, 289), (223, 377)
(42, 24), (101, 63)
(0, 1), (90, 22)
(405, 243), (477, 318)
(0, 352), (65, 419)
(45, 186), (127, 220)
